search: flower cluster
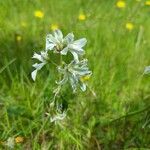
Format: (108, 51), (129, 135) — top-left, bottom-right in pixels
(57, 59), (91, 92)
(31, 30), (92, 122)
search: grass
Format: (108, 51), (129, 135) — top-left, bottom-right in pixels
(0, 0), (150, 149)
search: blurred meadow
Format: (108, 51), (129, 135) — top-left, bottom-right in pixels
(0, 0), (150, 149)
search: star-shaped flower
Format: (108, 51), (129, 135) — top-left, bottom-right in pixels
(46, 30), (87, 62)
(57, 59), (92, 92)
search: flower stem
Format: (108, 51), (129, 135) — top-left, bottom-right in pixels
(59, 54), (62, 81)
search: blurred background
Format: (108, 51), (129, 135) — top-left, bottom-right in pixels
(0, 0), (150, 149)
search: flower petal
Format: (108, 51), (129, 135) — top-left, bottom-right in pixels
(32, 62), (46, 70)
(144, 66), (150, 74)
(46, 34), (57, 43)
(46, 42), (55, 51)
(54, 30), (63, 42)
(61, 47), (69, 55)
(80, 82), (86, 91)
(50, 112), (66, 122)
(69, 74), (78, 92)
(72, 38), (87, 48)
(32, 53), (43, 62)
(71, 51), (79, 62)
(41, 51), (48, 60)
(64, 33), (74, 44)
(31, 69), (38, 81)
(56, 74), (68, 85)
(57, 66), (67, 74)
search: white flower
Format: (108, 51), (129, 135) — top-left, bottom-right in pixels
(5, 137), (14, 149)
(50, 111), (66, 123)
(46, 30), (64, 51)
(46, 29), (87, 62)
(31, 51), (48, 81)
(61, 38), (87, 62)
(144, 66), (150, 74)
(57, 59), (92, 92)
(31, 30), (92, 123)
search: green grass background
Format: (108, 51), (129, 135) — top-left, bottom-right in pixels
(0, 0), (150, 149)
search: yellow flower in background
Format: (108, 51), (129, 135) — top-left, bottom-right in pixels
(145, 1), (150, 5)
(78, 13), (86, 21)
(80, 75), (91, 82)
(34, 10), (44, 18)
(16, 35), (22, 42)
(116, 1), (126, 8)
(51, 24), (59, 31)
(0, 141), (4, 145)
(126, 22), (134, 31)
(15, 136), (24, 143)
(21, 21), (27, 27)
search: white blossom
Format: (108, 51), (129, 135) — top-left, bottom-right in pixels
(31, 30), (92, 123)
(31, 51), (48, 81)
(57, 59), (92, 92)
(50, 111), (66, 123)
(5, 137), (14, 149)
(144, 66), (150, 74)
(61, 38), (87, 62)
(46, 29), (87, 62)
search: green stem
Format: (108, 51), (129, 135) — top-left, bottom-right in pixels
(110, 105), (150, 123)
(34, 116), (50, 141)
(87, 84), (97, 98)
(49, 60), (58, 67)
(94, 105), (150, 127)
(59, 54), (62, 81)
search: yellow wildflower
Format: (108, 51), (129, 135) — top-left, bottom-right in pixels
(78, 13), (86, 21)
(16, 35), (22, 42)
(15, 136), (24, 143)
(51, 24), (59, 31)
(116, 1), (126, 8)
(34, 10), (44, 18)
(80, 75), (91, 82)
(126, 22), (134, 31)
(145, 1), (150, 5)
(0, 141), (4, 145)
(21, 22), (27, 27)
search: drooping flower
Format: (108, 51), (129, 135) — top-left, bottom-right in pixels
(126, 22), (134, 31)
(46, 30), (87, 62)
(116, 1), (126, 8)
(57, 59), (92, 92)
(78, 13), (86, 21)
(31, 51), (48, 81)
(34, 10), (44, 18)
